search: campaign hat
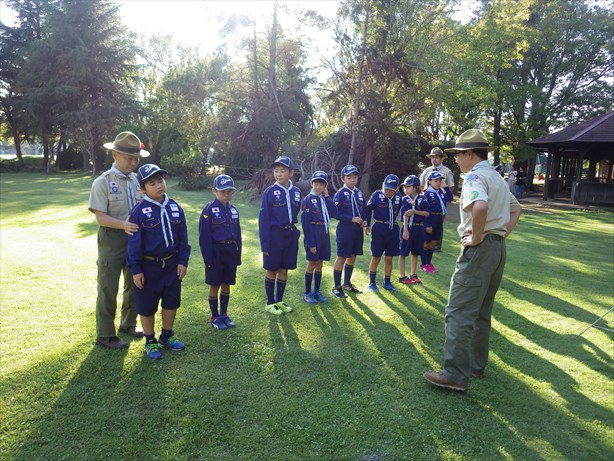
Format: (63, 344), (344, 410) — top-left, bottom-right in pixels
(271, 156), (294, 169)
(444, 129), (497, 153)
(427, 147), (444, 158)
(136, 164), (167, 186)
(213, 174), (236, 191)
(103, 131), (150, 157)
(383, 174), (400, 190)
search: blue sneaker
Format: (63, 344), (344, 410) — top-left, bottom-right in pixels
(313, 291), (328, 303)
(221, 315), (236, 328)
(382, 281), (397, 292)
(368, 283), (379, 292)
(145, 341), (162, 360)
(210, 316), (228, 330)
(159, 335), (185, 351)
(303, 292), (318, 304)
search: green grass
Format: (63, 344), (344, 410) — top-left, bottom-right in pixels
(1, 172), (613, 461)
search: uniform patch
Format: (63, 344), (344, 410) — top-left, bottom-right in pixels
(294, 191), (301, 201)
(170, 204), (178, 211)
(142, 207), (152, 214)
(470, 191), (479, 200)
(212, 207), (219, 213)
(172, 213), (180, 217)
(465, 174), (479, 182)
(311, 198), (318, 204)
(274, 190), (281, 196)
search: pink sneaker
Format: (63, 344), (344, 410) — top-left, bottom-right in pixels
(409, 275), (422, 284)
(420, 265), (428, 272)
(426, 264), (438, 273)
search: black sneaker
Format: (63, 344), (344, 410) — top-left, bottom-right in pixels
(221, 315), (236, 328)
(342, 283), (362, 294)
(331, 286), (346, 298)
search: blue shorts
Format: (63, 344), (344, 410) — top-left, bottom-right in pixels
(400, 225), (426, 256)
(205, 242), (240, 286)
(133, 257), (181, 316)
(304, 226), (331, 261)
(336, 221), (364, 258)
(370, 223), (401, 257)
(426, 223), (443, 242)
(263, 226), (300, 271)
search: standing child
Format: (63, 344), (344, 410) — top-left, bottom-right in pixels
(259, 156), (302, 315)
(301, 171), (337, 304)
(365, 174), (403, 292)
(398, 175), (430, 285)
(127, 164), (191, 360)
(199, 174), (242, 330)
(421, 171), (453, 273)
(331, 165), (369, 298)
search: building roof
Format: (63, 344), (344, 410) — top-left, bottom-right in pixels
(527, 111), (614, 146)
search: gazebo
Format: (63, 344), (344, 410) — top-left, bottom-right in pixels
(527, 111), (614, 205)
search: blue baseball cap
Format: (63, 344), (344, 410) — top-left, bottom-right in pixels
(310, 171), (328, 183)
(427, 171), (445, 181)
(272, 156), (294, 169)
(136, 164), (167, 186)
(340, 164), (359, 176)
(382, 174), (400, 190)
(213, 174), (236, 191)
(402, 175), (420, 187)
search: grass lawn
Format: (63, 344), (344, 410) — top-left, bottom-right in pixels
(1, 172), (613, 461)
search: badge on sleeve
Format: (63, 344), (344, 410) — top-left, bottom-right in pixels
(170, 204), (178, 211)
(470, 191), (479, 200)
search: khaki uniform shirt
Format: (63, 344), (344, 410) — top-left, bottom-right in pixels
(88, 167), (141, 221)
(457, 161), (521, 237)
(420, 165), (455, 190)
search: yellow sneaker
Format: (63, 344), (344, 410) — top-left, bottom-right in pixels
(265, 303), (283, 315)
(275, 301), (293, 313)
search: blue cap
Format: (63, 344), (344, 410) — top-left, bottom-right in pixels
(136, 164), (167, 186)
(382, 174), (400, 190)
(402, 175), (420, 187)
(272, 156), (293, 169)
(310, 171), (328, 183)
(427, 171), (444, 181)
(213, 174), (236, 191)
(340, 164), (359, 176)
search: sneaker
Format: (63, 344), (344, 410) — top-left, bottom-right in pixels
(145, 341), (162, 360)
(367, 283), (379, 292)
(331, 286), (346, 298)
(342, 283), (363, 294)
(303, 292), (318, 304)
(312, 291), (328, 303)
(159, 335), (185, 351)
(426, 263), (438, 273)
(420, 264), (428, 272)
(409, 275), (422, 284)
(382, 281), (397, 292)
(210, 316), (229, 330)
(265, 303), (283, 315)
(399, 276), (412, 285)
(275, 301), (293, 313)
(221, 315), (236, 328)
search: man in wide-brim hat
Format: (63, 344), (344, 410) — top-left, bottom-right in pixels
(88, 131), (150, 349)
(424, 128), (522, 392)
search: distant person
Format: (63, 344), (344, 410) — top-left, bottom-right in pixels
(507, 168), (517, 194)
(515, 167), (527, 199)
(424, 129), (521, 392)
(126, 164), (191, 360)
(420, 147), (454, 252)
(199, 174), (242, 330)
(495, 164), (504, 177)
(259, 156), (302, 315)
(88, 131), (149, 349)
(330, 165), (369, 298)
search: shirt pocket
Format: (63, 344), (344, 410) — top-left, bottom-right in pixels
(141, 218), (161, 229)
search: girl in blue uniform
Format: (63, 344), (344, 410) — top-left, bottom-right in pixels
(421, 171), (453, 273)
(365, 174), (403, 292)
(199, 175), (242, 330)
(127, 164), (191, 360)
(300, 171), (337, 304)
(398, 175), (430, 285)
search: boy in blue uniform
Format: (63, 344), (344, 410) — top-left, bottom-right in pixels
(365, 174), (403, 292)
(421, 171), (453, 273)
(331, 165), (369, 298)
(199, 175), (242, 330)
(398, 175), (430, 285)
(259, 156), (302, 315)
(127, 164), (191, 360)
(301, 171), (337, 304)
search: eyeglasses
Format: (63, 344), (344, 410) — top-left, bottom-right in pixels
(453, 151), (469, 157)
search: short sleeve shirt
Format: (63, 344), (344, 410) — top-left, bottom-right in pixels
(88, 168), (141, 220)
(457, 161), (521, 237)
(420, 165), (455, 190)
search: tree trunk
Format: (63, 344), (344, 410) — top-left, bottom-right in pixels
(1, 101), (24, 167)
(359, 141), (374, 194)
(42, 128), (51, 173)
(492, 106), (502, 166)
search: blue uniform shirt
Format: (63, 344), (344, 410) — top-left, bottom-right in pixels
(333, 185), (368, 223)
(301, 193), (337, 249)
(366, 190), (403, 228)
(127, 195), (191, 275)
(199, 198), (242, 266)
(400, 194), (428, 226)
(259, 181), (302, 253)
(423, 186), (453, 228)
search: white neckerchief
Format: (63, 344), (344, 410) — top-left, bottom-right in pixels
(385, 191), (394, 230)
(111, 164), (136, 209)
(311, 189), (330, 234)
(276, 180), (293, 224)
(408, 194), (417, 227)
(427, 185), (446, 215)
(144, 194), (174, 248)
(344, 185), (360, 217)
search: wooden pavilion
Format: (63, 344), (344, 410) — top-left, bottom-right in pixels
(527, 111), (614, 205)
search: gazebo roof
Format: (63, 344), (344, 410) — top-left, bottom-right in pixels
(527, 111), (614, 147)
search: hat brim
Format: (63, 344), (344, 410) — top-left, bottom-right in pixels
(104, 142), (150, 158)
(426, 153), (445, 158)
(444, 145), (497, 153)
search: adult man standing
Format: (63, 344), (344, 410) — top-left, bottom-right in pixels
(420, 147), (455, 252)
(88, 131), (150, 349)
(423, 129), (521, 392)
